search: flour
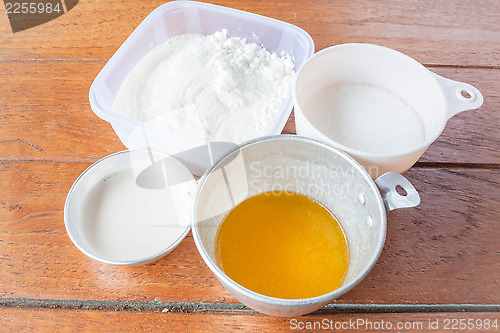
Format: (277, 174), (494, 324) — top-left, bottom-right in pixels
(113, 30), (295, 144)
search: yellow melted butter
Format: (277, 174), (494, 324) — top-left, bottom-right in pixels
(215, 191), (349, 299)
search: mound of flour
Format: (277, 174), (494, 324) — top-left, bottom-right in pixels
(112, 29), (295, 144)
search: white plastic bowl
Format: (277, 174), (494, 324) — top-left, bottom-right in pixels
(89, 1), (314, 175)
(293, 44), (483, 178)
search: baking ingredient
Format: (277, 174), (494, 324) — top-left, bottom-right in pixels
(214, 191), (349, 299)
(112, 29), (295, 144)
(302, 82), (426, 154)
(81, 168), (190, 261)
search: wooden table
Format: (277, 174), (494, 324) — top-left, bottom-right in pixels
(1, 0), (499, 331)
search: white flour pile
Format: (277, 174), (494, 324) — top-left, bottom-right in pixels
(113, 30), (295, 144)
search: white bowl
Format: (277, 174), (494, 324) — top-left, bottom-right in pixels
(293, 44), (483, 178)
(64, 150), (195, 265)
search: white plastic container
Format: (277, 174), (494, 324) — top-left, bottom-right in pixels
(89, 1), (314, 175)
(293, 44), (483, 178)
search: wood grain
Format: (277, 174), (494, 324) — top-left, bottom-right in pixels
(1, 162), (498, 304)
(0, 62), (125, 162)
(0, 1), (499, 67)
(1, 0), (499, 328)
(1, 307), (498, 332)
(0, 63), (498, 164)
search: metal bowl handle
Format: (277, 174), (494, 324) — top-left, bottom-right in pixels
(375, 172), (420, 211)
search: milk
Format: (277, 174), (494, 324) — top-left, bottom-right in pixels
(80, 168), (190, 262)
(302, 82), (426, 154)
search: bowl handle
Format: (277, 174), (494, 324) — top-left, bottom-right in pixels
(432, 72), (484, 120)
(375, 172), (420, 211)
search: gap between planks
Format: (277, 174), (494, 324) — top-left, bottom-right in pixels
(1, 160), (499, 169)
(413, 162), (500, 169)
(0, 299), (498, 314)
(0, 58), (499, 70)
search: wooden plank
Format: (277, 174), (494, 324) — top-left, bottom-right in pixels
(0, 162), (498, 304)
(0, 62), (498, 164)
(1, 307), (498, 332)
(0, 62), (125, 162)
(0, 0), (499, 67)
(418, 67), (500, 165)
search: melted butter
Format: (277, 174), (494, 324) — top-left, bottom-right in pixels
(215, 191), (349, 299)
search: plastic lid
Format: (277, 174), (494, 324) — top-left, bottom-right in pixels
(64, 150), (197, 265)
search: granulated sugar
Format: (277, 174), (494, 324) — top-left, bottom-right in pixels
(112, 30), (295, 144)
(302, 83), (426, 154)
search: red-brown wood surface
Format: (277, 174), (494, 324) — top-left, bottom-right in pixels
(1, 164), (499, 305)
(0, 0), (498, 331)
(1, 1), (499, 67)
(1, 308), (499, 332)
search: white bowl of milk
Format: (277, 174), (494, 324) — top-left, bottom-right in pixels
(293, 43), (483, 178)
(64, 150), (197, 265)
